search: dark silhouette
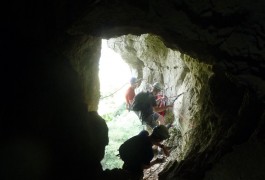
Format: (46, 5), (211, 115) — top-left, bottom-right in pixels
(118, 125), (170, 180)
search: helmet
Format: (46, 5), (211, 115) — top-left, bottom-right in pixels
(130, 77), (137, 85)
(152, 125), (170, 140)
(152, 82), (163, 91)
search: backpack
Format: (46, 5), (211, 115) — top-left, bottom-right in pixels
(118, 137), (139, 163)
(131, 92), (150, 112)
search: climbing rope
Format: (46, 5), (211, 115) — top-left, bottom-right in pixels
(99, 82), (129, 99)
(99, 80), (185, 104)
(99, 78), (144, 100)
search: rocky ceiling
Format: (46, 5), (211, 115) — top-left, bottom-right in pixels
(1, 0), (265, 180)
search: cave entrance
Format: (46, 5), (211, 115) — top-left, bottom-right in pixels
(98, 34), (213, 179)
(98, 39), (132, 117)
(98, 39), (144, 170)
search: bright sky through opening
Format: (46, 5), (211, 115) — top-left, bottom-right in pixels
(98, 39), (132, 115)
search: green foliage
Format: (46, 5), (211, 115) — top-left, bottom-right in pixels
(101, 110), (144, 170)
(101, 103), (127, 122)
(113, 103), (126, 117)
(102, 142), (123, 170)
(102, 113), (114, 122)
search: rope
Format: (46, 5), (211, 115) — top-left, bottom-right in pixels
(99, 81), (185, 102)
(99, 82), (129, 99)
(100, 78), (143, 100)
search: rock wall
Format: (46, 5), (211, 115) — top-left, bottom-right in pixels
(2, 0), (265, 180)
(107, 34), (214, 162)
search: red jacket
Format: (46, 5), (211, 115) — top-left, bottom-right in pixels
(125, 86), (135, 106)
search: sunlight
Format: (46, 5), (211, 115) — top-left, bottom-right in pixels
(98, 39), (144, 170)
(98, 39), (132, 115)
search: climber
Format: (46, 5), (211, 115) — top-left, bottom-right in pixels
(118, 125), (170, 180)
(131, 82), (173, 131)
(125, 77), (140, 111)
(155, 92), (169, 117)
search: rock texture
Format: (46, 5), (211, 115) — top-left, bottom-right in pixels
(107, 34), (265, 180)
(1, 0), (265, 180)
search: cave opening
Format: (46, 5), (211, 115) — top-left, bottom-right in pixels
(97, 33), (214, 178)
(98, 39), (132, 117)
(3, 1), (265, 180)
(98, 38), (145, 170)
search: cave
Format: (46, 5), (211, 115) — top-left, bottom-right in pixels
(1, 1), (265, 180)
